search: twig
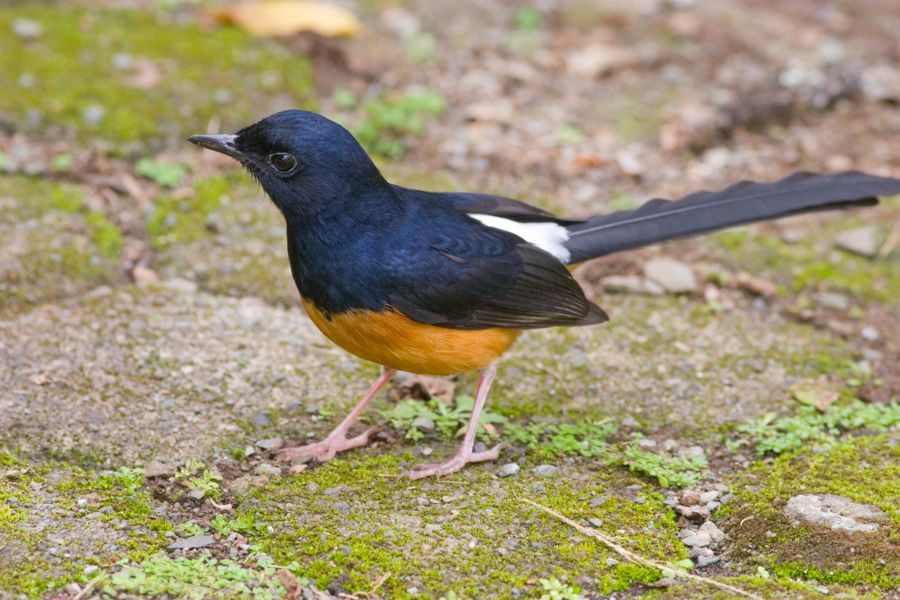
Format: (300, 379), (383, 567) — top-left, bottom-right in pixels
(72, 572), (107, 600)
(538, 364), (574, 397)
(520, 497), (762, 600)
(879, 220), (900, 258)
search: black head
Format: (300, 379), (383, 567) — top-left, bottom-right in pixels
(189, 110), (388, 219)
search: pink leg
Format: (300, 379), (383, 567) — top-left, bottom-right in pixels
(406, 363), (507, 479)
(276, 368), (396, 463)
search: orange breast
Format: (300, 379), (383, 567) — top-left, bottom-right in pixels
(302, 299), (520, 375)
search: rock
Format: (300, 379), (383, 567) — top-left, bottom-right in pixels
(12, 18), (43, 39)
(188, 490), (206, 500)
(785, 494), (888, 533)
(676, 505), (710, 521)
(567, 44), (641, 78)
(861, 65), (900, 102)
(734, 272), (777, 297)
(253, 463), (282, 476)
(83, 565), (99, 575)
(644, 258), (697, 293)
(679, 489), (701, 506)
(835, 226), (879, 258)
(696, 553), (720, 567)
(532, 464), (558, 477)
(677, 445), (706, 461)
(411, 416), (436, 432)
(698, 520), (725, 544)
(143, 460), (175, 479)
(600, 275), (663, 295)
(168, 534), (215, 551)
(255, 437), (284, 451)
(681, 529), (711, 547)
(82, 105), (106, 125)
(497, 463), (520, 477)
(227, 475), (268, 496)
(605, 557), (619, 567)
(861, 326), (880, 342)
(698, 491), (719, 504)
(132, 266), (161, 286)
(815, 292), (849, 311)
(588, 518), (603, 528)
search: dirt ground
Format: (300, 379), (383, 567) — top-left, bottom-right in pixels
(1, 0), (898, 598)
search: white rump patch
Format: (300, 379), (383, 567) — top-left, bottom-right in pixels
(469, 214), (571, 263)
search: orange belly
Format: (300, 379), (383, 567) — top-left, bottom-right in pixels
(302, 299), (520, 375)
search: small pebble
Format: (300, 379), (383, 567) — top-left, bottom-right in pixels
(82, 104), (106, 125)
(83, 565), (99, 575)
(606, 557), (619, 567)
(588, 517), (603, 528)
(861, 326), (880, 342)
(411, 416), (435, 431)
(254, 463), (282, 476)
(255, 438), (284, 451)
(13, 18), (43, 39)
(420, 447), (434, 457)
(497, 463), (520, 477)
(696, 554), (720, 567)
(532, 464), (558, 477)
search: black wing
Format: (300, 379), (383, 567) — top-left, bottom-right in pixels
(392, 185), (584, 224)
(382, 210), (607, 330)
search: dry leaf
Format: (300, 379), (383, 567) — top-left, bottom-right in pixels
(212, 1), (361, 37)
(790, 379), (840, 412)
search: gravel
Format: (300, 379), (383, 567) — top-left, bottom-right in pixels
(168, 534), (216, 551)
(643, 258), (698, 294)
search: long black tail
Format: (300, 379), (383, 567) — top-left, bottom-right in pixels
(564, 171), (900, 264)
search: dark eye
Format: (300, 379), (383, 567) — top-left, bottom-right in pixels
(267, 152), (299, 174)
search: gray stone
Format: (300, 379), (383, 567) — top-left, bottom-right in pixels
(255, 438), (284, 451)
(785, 494), (888, 533)
(835, 226), (879, 258)
(861, 326), (880, 342)
(168, 534), (215, 550)
(12, 18), (43, 39)
(497, 463), (520, 477)
(644, 258), (697, 293)
(82, 105), (106, 125)
(411, 416), (436, 432)
(696, 553), (720, 567)
(698, 520), (726, 544)
(533, 464), (558, 477)
(253, 463), (283, 476)
(143, 460), (175, 479)
(605, 557), (619, 567)
(589, 517), (603, 528)
(815, 292), (849, 311)
(681, 530), (711, 547)
(861, 65), (900, 102)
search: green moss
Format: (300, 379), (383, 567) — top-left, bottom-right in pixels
(236, 451), (684, 599)
(721, 434), (899, 589)
(0, 5), (314, 143)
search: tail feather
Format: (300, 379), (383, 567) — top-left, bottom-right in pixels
(564, 171), (900, 263)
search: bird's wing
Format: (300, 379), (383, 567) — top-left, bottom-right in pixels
(392, 185), (584, 224)
(382, 222), (607, 330)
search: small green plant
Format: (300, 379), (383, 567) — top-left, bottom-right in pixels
(352, 90), (445, 158)
(505, 421), (617, 459)
(513, 7), (543, 31)
(619, 436), (707, 488)
(736, 400), (899, 455)
(539, 577), (584, 600)
(136, 158), (188, 188)
(209, 513), (256, 536)
(106, 466), (145, 495)
(100, 551), (298, 599)
(175, 458), (223, 499)
(382, 395), (506, 441)
(176, 521), (206, 536)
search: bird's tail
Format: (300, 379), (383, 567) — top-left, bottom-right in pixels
(563, 171), (900, 263)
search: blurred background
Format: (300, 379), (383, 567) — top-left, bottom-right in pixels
(1, 1), (898, 599)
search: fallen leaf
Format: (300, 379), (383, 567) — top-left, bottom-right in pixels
(212, 1), (361, 37)
(790, 379), (840, 412)
(397, 375), (455, 404)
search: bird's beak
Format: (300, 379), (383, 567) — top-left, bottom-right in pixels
(187, 133), (244, 161)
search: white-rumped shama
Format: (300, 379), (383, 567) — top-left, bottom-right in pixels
(190, 110), (900, 478)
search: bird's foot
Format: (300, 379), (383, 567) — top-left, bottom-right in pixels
(405, 443), (507, 480)
(275, 428), (374, 463)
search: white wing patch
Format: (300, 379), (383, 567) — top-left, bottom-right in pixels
(469, 214), (571, 263)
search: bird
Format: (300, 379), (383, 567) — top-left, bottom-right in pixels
(189, 109), (900, 479)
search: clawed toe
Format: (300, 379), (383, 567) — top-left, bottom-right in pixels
(405, 443), (507, 480)
(274, 428), (375, 464)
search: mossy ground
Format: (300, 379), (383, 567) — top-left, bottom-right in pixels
(1, 0), (899, 598)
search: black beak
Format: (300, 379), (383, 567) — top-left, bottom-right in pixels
(188, 134), (243, 161)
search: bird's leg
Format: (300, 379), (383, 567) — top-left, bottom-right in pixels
(406, 363), (506, 479)
(276, 368), (396, 463)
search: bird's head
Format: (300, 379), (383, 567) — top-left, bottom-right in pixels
(189, 110), (387, 219)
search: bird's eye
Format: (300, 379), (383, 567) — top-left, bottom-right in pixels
(267, 152), (299, 174)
